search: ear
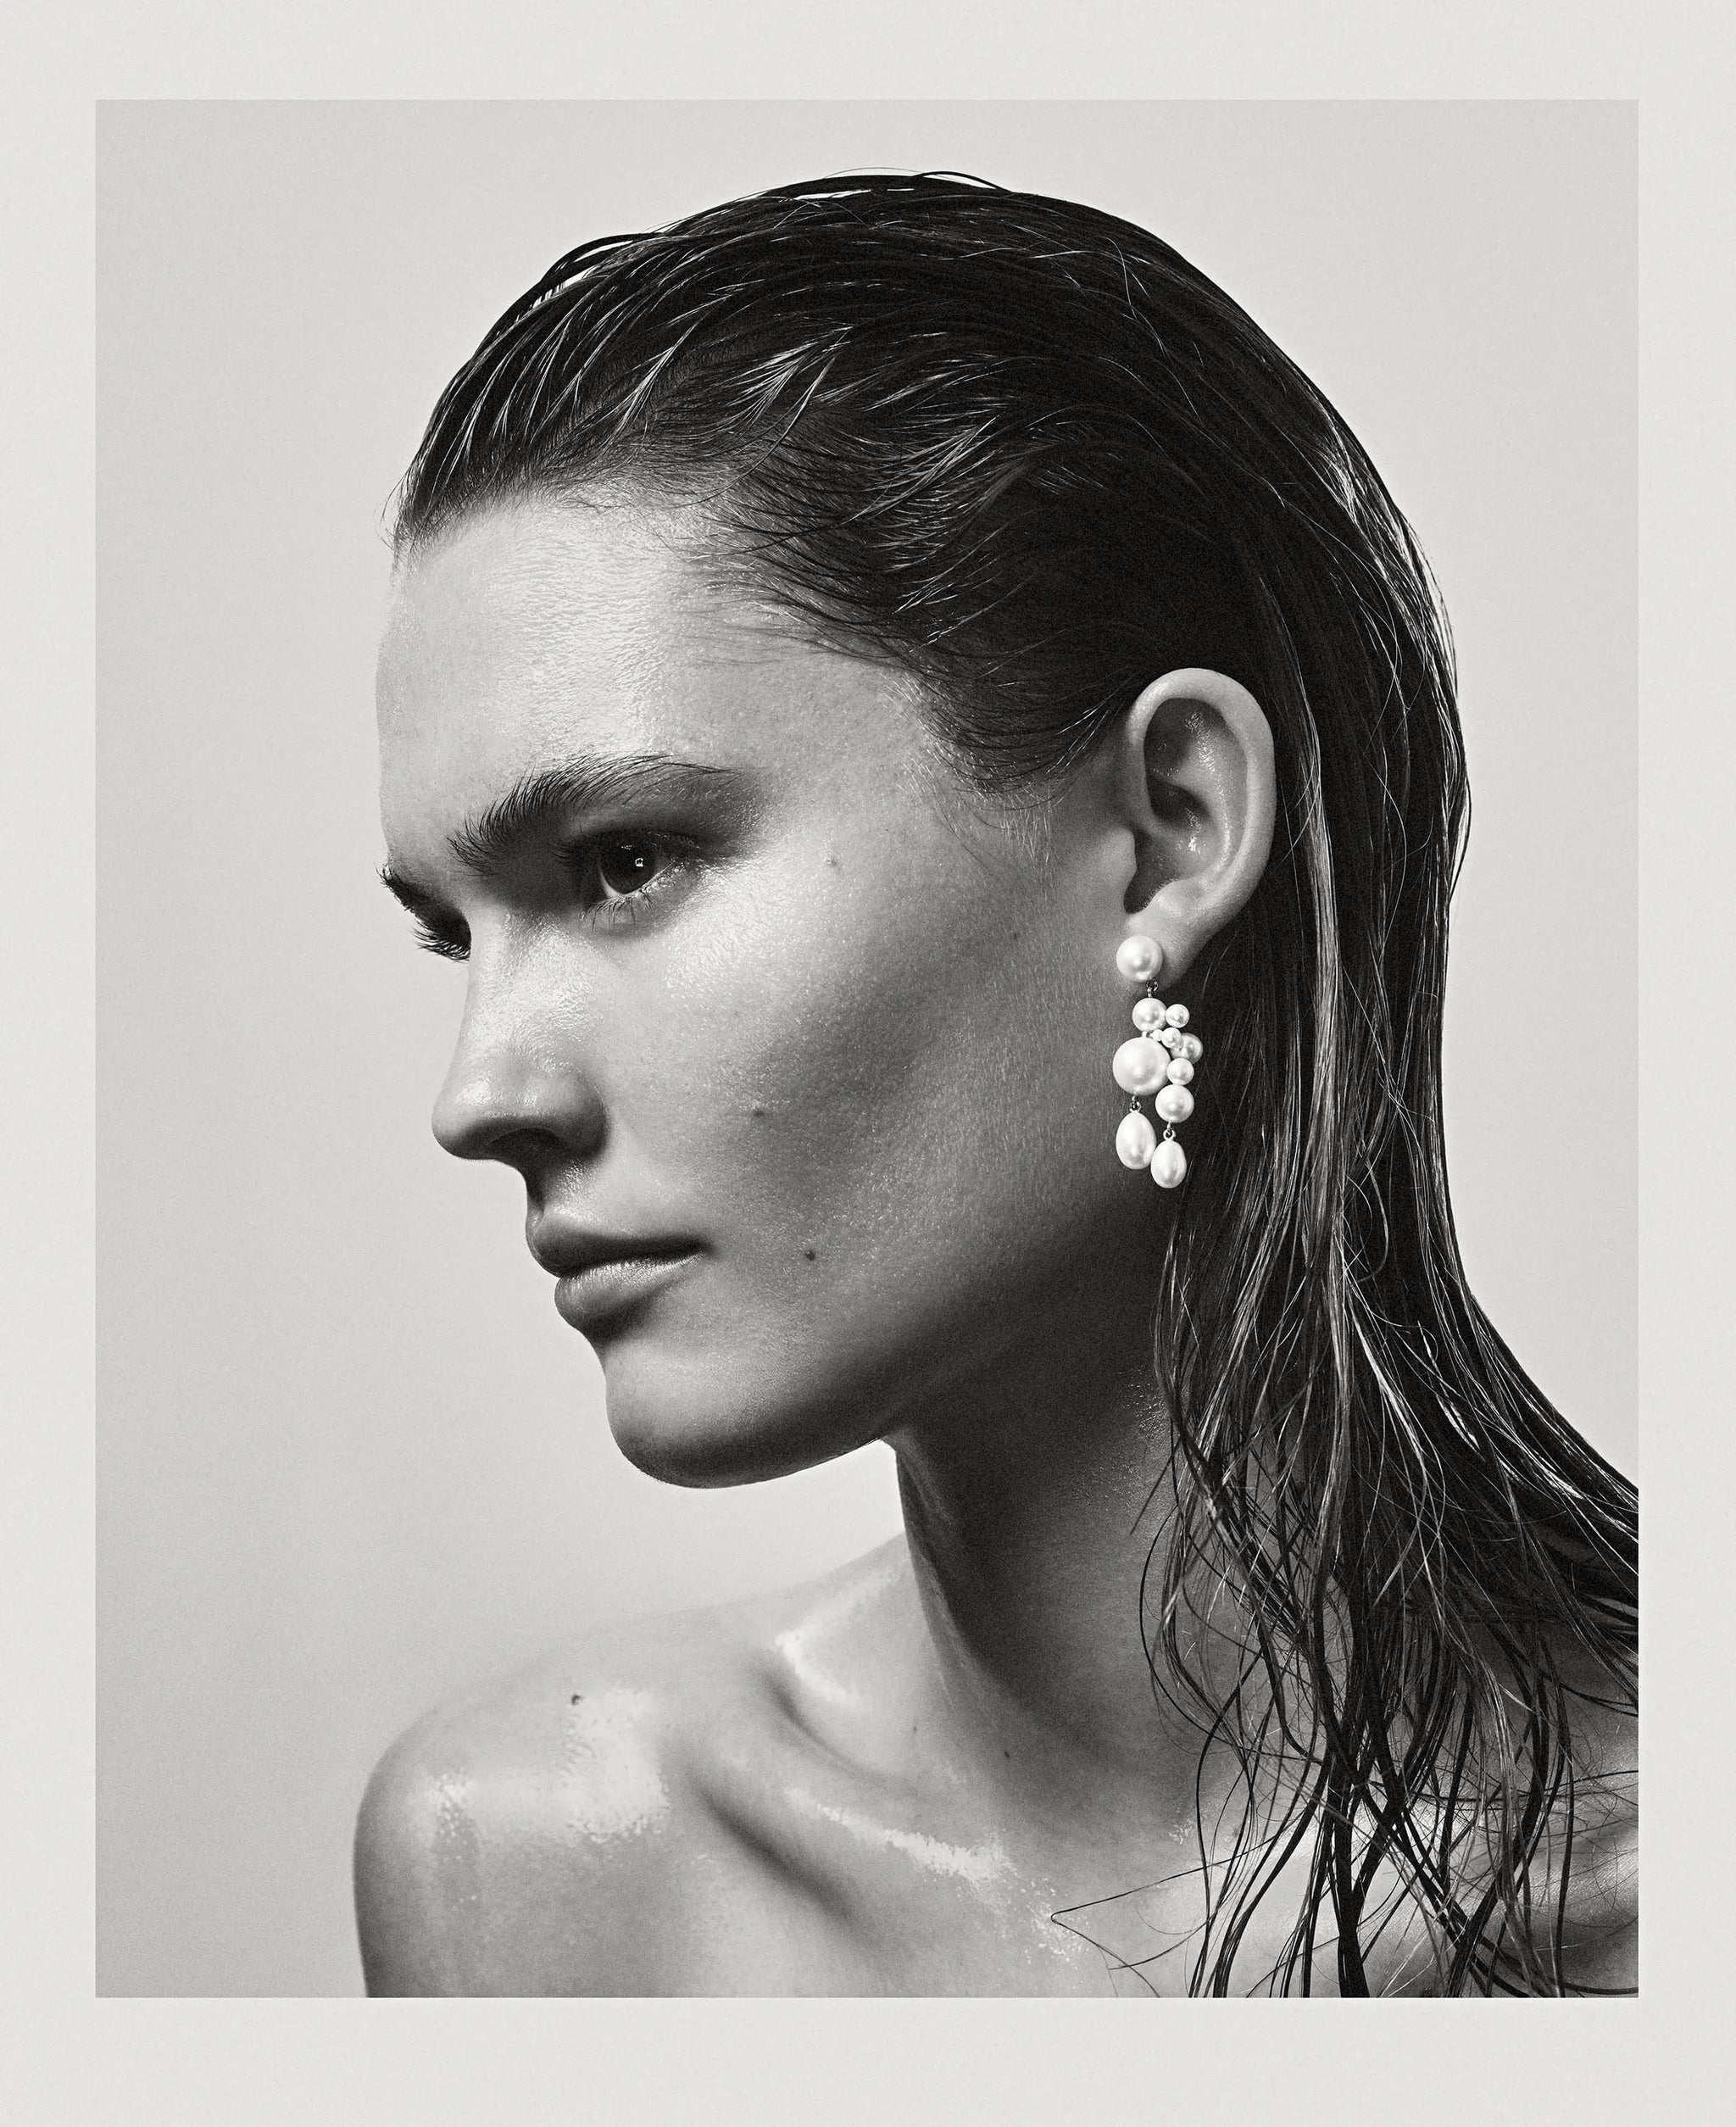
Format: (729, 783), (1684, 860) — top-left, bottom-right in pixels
(1111, 668), (1277, 983)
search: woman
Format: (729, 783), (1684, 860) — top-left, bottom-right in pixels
(355, 173), (1637, 1996)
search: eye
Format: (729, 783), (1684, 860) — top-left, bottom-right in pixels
(567, 831), (696, 928)
(593, 834), (665, 902)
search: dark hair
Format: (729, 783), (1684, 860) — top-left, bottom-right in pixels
(394, 173), (1637, 1995)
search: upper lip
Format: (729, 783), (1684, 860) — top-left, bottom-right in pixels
(527, 1222), (701, 1279)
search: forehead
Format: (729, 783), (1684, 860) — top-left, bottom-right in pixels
(376, 494), (940, 855)
(379, 498), (750, 798)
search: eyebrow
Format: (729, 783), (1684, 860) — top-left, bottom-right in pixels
(379, 750), (742, 907)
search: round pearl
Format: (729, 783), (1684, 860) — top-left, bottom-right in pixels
(1159, 1027), (1182, 1053)
(1131, 997), (1166, 1032)
(1111, 1037), (1168, 1095)
(1178, 1033), (1203, 1062)
(1151, 1139), (1188, 1189)
(1115, 934), (1163, 983)
(1155, 1083), (1195, 1124)
(1166, 1056), (1194, 1086)
(1164, 1003), (1189, 1028)
(1115, 1111), (1157, 1169)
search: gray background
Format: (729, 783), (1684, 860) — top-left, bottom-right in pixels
(97, 100), (1635, 1997)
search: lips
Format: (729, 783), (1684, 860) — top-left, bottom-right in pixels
(528, 1225), (699, 1280)
(529, 1222), (703, 1334)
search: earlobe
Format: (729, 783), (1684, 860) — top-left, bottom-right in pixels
(1119, 667), (1277, 977)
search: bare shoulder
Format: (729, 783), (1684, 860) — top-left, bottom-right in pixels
(353, 1540), (913, 1996)
(354, 1607), (753, 1996)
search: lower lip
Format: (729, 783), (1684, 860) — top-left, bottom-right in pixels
(554, 1251), (701, 1332)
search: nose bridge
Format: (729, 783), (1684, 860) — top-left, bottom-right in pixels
(431, 944), (604, 1164)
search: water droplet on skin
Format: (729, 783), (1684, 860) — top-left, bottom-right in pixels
(560, 1690), (670, 1841)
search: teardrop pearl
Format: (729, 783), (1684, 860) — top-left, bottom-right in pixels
(1164, 1003), (1189, 1028)
(1178, 1033), (1203, 1062)
(1131, 997), (1166, 1032)
(1115, 1111), (1157, 1169)
(1155, 1083), (1195, 1124)
(1111, 1037), (1168, 1095)
(1151, 1139), (1188, 1188)
(1115, 934), (1163, 983)
(1166, 1056), (1194, 1086)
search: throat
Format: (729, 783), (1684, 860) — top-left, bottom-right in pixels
(886, 1366), (1210, 1844)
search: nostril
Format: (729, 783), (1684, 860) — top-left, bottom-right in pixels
(431, 1061), (606, 1167)
(432, 1094), (543, 1166)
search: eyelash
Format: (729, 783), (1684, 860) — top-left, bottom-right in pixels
(407, 833), (692, 962)
(412, 920), (470, 961)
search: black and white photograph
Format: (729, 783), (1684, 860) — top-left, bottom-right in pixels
(92, 99), (1647, 2009)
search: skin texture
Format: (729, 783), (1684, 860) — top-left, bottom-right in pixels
(360, 493), (1634, 1996)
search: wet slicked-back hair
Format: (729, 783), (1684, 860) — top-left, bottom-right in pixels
(396, 174), (1637, 1995)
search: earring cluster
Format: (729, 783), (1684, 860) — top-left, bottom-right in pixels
(1110, 933), (1202, 1189)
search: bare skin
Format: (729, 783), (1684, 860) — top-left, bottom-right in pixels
(360, 492), (1635, 1996)
(355, 1539), (1636, 1997)
(359, 1540), (1171, 1998)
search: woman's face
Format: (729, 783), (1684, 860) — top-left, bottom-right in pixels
(376, 494), (1164, 1484)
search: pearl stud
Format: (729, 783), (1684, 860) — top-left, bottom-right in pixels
(1114, 934), (1163, 983)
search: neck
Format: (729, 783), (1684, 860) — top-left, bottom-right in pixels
(884, 1267), (1220, 1841)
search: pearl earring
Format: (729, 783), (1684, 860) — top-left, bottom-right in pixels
(1110, 933), (1202, 1189)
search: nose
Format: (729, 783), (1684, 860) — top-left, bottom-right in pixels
(431, 978), (606, 1170)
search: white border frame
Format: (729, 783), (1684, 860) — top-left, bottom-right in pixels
(6, 3), (1730, 2119)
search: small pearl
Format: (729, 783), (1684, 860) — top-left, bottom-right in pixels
(1151, 1139), (1188, 1189)
(1155, 1083), (1195, 1124)
(1164, 1003), (1189, 1028)
(1159, 1027), (1182, 1053)
(1115, 1111), (1157, 1169)
(1178, 1033), (1203, 1062)
(1166, 1056), (1194, 1085)
(1112, 1037), (1168, 1095)
(1115, 934), (1163, 983)
(1131, 997), (1166, 1032)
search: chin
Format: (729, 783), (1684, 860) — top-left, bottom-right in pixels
(597, 1344), (884, 1490)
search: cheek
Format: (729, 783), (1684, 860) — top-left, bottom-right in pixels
(584, 836), (1155, 1471)
(631, 849), (1116, 1298)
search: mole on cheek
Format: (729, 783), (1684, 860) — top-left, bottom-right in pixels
(803, 1247), (818, 1262)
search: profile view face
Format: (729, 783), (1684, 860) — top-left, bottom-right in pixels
(359, 172), (1636, 2002)
(377, 493), (1214, 1485)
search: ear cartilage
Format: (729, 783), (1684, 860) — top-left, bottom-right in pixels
(1111, 941), (1197, 1188)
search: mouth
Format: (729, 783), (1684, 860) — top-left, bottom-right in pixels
(530, 1229), (704, 1334)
